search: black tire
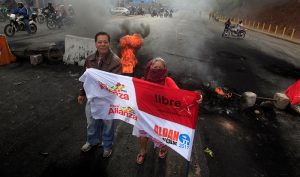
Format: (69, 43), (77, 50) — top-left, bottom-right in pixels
(46, 47), (63, 64)
(47, 19), (56, 30)
(239, 31), (246, 39)
(4, 24), (15, 37)
(222, 30), (230, 37)
(29, 24), (37, 34)
(37, 15), (45, 24)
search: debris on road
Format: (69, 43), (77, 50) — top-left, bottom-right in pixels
(30, 54), (43, 65)
(204, 147), (214, 158)
(39, 152), (49, 157)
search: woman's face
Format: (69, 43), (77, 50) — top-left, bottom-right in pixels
(151, 61), (165, 69)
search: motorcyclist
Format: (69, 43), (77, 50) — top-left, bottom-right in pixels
(224, 18), (231, 30)
(42, 2), (56, 15)
(236, 20), (244, 32)
(56, 5), (67, 28)
(231, 20), (244, 34)
(67, 4), (75, 16)
(13, 2), (30, 33)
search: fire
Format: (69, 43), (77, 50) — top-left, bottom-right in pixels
(215, 87), (226, 96)
(120, 34), (143, 74)
(215, 87), (232, 98)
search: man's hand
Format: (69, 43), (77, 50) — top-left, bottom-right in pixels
(77, 95), (86, 104)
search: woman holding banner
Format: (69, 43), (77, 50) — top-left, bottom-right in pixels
(134, 57), (179, 164)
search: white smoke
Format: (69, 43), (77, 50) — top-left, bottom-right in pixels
(60, 0), (114, 37)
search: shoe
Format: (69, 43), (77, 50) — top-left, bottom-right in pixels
(136, 153), (146, 164)
(158, 147), (168, 159)
(103, 149), (112, 158)
(81, 143), (92, 152)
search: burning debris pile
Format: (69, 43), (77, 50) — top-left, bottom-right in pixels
(199, 81), (299, 122)
(120, 34), (143, 74)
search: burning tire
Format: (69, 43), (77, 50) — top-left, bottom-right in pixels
(4, 24), (15, 37)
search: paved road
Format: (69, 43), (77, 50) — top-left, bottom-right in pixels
(0, 13), (299, 177)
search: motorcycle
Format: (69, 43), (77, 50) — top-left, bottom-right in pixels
(37, 9), (54, 24)
(151, 10), (158, 17)
(222, 25), (246, 39)
(0, 8), (9, 22)
(4, 14), (37, 37)
(46, 13), (74, 30)
(164, 10), (169, 18)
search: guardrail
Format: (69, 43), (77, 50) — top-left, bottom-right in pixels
(213, 14), (300, 45)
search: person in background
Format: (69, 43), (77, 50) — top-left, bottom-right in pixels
(224, 18), (231, 30)
(56, 4), (67, 28)
(13, 2), (30, 34)
(67, 4), (75, 16)
(42, 2), (56, 15)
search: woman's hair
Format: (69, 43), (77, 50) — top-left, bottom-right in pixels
(151, 57), (166, 68)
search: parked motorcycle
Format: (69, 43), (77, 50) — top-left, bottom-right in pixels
(222, 25), (246, 39)
(4, 14), (37, 37)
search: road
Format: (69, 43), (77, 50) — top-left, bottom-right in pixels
(0, 13), (299, 177)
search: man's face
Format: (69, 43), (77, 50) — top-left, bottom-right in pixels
(96, 35), (110, 55)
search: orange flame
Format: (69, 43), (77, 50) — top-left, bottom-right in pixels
(120, 34), (143, 74)
(215, 87), (226, 96)
(215, 87), (232, 98)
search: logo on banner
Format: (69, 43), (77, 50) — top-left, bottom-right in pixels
(108, 105), (137, 120)
(153, 125), (191, 149)
(99, 81), (129, 100)
(178, 134), (190, 149)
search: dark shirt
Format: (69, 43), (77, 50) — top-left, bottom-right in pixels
(79, 49), (122, 96)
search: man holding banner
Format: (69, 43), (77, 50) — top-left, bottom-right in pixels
(79, 60), (201, 162)
(78, 32), (122, 158)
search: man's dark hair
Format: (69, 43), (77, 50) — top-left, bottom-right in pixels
(94, 32), (110, 42)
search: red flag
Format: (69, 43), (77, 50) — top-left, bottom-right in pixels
(285, 79), (300, 105)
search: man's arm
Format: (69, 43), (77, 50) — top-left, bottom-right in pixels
(78, 61), (87, 104)
(111, 62), (122, 75)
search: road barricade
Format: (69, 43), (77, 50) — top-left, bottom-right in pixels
(0, 34), (16, 65)
(63, 35), (95, 66)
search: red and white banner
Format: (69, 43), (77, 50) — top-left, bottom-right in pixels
(79, 68), (201, 161)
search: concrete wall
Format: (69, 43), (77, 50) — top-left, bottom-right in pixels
(63, 35), (96, 66)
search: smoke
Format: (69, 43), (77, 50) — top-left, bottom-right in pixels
(61, 0), (113, 37)
(213, 0), (289, 16)
(60, 0), (228, 88)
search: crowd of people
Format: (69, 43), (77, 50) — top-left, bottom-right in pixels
(125, 5), (174, 17)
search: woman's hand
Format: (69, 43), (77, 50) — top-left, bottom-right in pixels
(77, 95), (86, 104)
(196, 92), (203, 104)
